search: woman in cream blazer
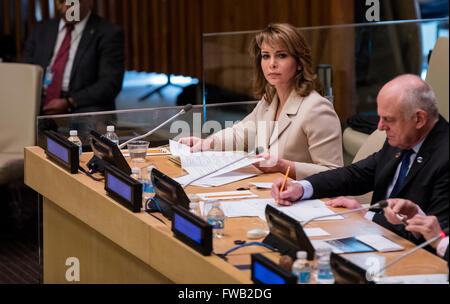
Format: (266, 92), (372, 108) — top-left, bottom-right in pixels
(179, 23), (343, 179)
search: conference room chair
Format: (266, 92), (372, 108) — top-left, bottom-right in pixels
(425, 36), (449, 121)
(350, 129), (387, 207)
(0, 63), (42, 210)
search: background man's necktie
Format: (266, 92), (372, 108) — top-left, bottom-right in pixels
(44, 24), (74, 106)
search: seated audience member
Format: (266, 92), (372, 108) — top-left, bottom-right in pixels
(22, 0), (124, 115)
(179, 23), (343, 180)
(271, 74), (449, 244)
(385, 198), (448, 261)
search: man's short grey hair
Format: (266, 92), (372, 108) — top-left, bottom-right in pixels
(402, 81), (439, 120)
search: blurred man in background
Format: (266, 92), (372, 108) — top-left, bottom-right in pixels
(23, 0), (124, 115)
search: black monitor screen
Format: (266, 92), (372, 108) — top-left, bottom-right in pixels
(89, 130), (131, 175)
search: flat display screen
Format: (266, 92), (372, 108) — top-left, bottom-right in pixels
(173, 213), (202, 244)
(107, 173), (132, 202)
(47, 138), (69, 163)
(253, 261), (286, 284)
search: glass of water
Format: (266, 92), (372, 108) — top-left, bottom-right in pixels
(127, 140), (149, 166)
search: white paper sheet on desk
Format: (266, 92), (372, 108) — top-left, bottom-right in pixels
(303, 228), (330, 237)
(216, 198), (344, 223)
(376, 274), (449, 284)
(204, 200), (330, 237)
(250, 182), (273, 189)
(174, 171), (256, 187)
(181, 151), (263, 178)
(277, 199), (344, 223)
(169, 139), (191, 157)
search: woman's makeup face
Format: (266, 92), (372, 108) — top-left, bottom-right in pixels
(260, 41), (298, 88)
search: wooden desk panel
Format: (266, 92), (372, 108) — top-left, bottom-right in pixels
(24, 146), (448, 283)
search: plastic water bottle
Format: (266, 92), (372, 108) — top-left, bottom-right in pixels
(68, 130), (82, 156)
(130, 167), (140, 180)
(140, 165), (155, 200)
(315, 246), (335, 284)
(206, 201), (225, 238)
(104, 125), (119, 146)
(292, 251), (312, 284)
(189, 202), (201, 217)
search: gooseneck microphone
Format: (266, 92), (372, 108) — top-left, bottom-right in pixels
(373, 227), (449, 278)
(182, 146), (264, 189)
(119, 104), (193, 149)
(301, 200), (389, 226)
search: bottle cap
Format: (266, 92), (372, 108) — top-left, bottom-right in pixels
(107, 125), (115, 132)
(296, 251), (307, 259)
(69, 130), (78, 136)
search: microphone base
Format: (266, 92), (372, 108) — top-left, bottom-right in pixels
(262, 233), (297, 260)
(87, 155), (106, 175)
(145, 198), (173, 221)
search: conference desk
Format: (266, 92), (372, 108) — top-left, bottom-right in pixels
(24, 146), (447, 284)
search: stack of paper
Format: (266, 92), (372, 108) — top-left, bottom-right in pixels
(197, 198), (344, 223)
(169, 140), (263, 187)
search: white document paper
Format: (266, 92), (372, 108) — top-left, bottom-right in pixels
(275, 199), (345, 223)
(169, 139), (191, 157)
(303, 228), (330, 237)
(174, 171), (256, 187)
(355, 235), (404, 252)
(377, 274), (449, 284)
(180, 151), (263, 178)
(250, 182), (273, 189)
(213, 198), (344, 223)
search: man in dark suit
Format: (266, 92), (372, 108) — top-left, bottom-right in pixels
(271, 74), (449, 244)
(22, 0), (124, 114)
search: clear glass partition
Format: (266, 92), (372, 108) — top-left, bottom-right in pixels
(36, 102), (258, 151)
(203, 19), (449, 123)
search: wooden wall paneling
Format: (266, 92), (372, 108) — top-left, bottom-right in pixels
(149, 0), (160, 74)
(13, 0), (22, 62)
(140, 0), (150, 72)
(186, 0), (202, 79)
(3, 0), (11, 34)
(130, 0), (140, 71)
(167, 0), (177, 75)
(120, 0), (132, 70)
(289, 0), (310, 27)
(178, 0), (187, 76)
(159, 0), (169, 74)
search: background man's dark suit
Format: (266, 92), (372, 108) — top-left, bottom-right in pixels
(22, 13), (124, 113)
(305, 116), (449, 244)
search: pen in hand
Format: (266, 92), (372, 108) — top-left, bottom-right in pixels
(276, 166), (290, 206)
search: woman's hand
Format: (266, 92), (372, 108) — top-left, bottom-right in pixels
(178, 137), (215, 152)
(253, 154), (293, 176)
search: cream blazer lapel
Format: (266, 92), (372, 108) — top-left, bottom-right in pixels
(268, 90), (303, 149)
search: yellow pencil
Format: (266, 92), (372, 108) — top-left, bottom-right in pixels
(277, 166), (290, 205)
